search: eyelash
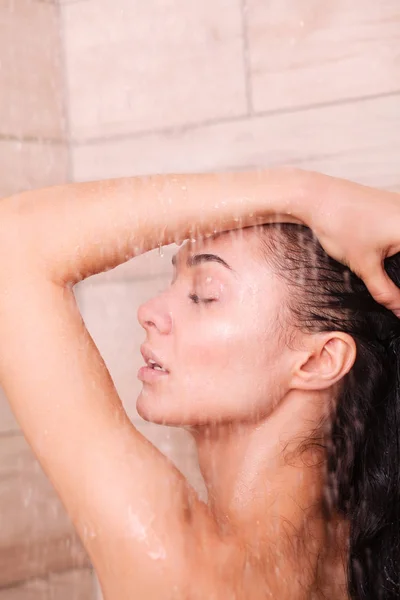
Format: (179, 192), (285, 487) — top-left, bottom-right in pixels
(188, 294), (216, 305)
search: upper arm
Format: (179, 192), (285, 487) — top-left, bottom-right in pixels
(0, 237), (210, 596)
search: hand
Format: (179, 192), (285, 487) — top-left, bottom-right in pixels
(305, 172), (400, 317)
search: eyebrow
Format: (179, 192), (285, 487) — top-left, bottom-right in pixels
(171, 252), (236, 273)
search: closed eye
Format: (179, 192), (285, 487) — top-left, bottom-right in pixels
(188, 294), (216, 305)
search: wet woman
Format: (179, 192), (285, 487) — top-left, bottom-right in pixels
(0, 168), (398, 599)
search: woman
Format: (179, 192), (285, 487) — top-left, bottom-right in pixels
(0, 167), (398, 599)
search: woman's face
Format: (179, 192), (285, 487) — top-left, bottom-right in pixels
(136, 227), (293, 427)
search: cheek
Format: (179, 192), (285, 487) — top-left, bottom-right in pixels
(177, 318), (238, 379)
(179, 311), (274, 379)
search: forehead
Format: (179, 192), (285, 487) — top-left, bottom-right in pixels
(173, 228), (261, 269)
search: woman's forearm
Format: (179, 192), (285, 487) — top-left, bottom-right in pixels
(0, 167), (316, 285)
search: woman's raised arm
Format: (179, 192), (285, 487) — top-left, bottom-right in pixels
(0, 167), (311, 284)
(2, 167), (399, 311)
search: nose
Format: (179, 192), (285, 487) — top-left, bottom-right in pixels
(137, 294), (173, 335)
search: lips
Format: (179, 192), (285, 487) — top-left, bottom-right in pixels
(140, 345), (170, 373)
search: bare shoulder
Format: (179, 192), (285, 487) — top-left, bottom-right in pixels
(98, 496), (251, 600)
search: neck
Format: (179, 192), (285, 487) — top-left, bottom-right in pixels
(188, 389), (348, 596)
(191, 389), (327, 529)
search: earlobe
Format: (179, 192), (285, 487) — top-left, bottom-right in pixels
(291, 332), (357, 391)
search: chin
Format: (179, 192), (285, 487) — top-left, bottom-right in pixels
(136, 396), (204, 428)
(136, 395), (181, 426)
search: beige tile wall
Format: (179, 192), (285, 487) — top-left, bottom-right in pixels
(0, 0), (70, 199)
(0, 0), (65, 141)
(62, 0), (247, 141)
(246, 0), (400, 112)
(72, 94), (400, 189)
(61, 0), (400, 147)
(0, 141), (68, 200)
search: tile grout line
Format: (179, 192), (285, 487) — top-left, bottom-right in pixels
(36, 1), (88, 4)
(0, 133), (65, 144)
(2, 89), (400, 149)
(0, 429), (24, 438)
(71, 88), (400, 147)
(0, 566), (96, 594)
(240, 0), (253, 115)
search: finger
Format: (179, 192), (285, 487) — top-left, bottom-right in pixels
(357, 257), (400, 317)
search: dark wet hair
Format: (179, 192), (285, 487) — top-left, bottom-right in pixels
(258, 223), (400, 600)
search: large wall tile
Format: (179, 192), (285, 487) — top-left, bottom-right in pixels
(0, 141), (68, 200)
(0, 0), (65, 140)
(62, 0), (247, 141)
(71, 94), (400, 191)
(246, 0), (400, 113)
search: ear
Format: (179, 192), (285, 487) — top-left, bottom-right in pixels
(290, 332), (357, 391)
